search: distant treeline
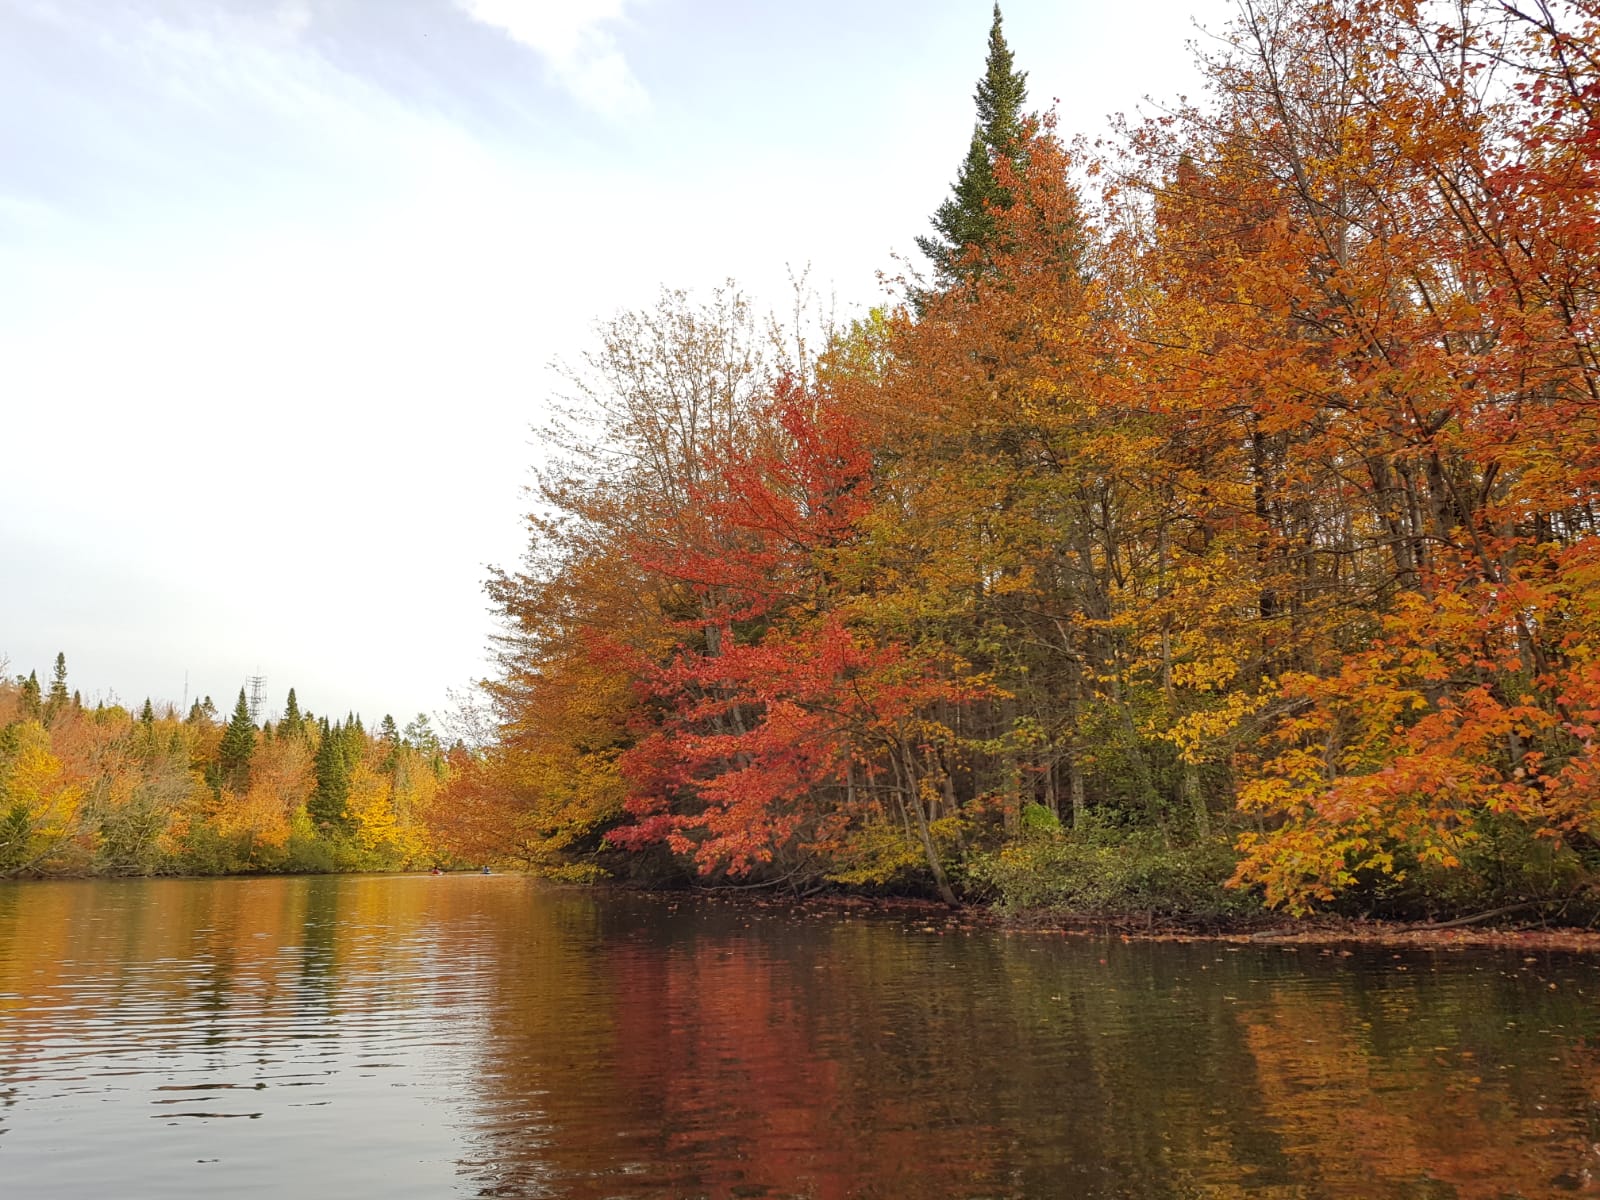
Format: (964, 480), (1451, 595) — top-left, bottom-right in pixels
(0, 654), (452, 877)
(442, 1), (1600, 923)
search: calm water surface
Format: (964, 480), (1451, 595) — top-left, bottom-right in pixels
(2, 876), (1599, 1198)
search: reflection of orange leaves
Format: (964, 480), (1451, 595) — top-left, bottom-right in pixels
(1241, 995), (1600, 1199)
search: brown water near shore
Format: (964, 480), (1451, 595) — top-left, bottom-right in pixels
(4, 874), (1600, 1198)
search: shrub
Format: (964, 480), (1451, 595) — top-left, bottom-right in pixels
(969, 823), (1262, 924)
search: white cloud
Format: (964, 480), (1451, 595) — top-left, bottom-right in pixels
(456, 0), (647, 118)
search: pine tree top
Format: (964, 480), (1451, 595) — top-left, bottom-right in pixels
(917, 4), (1031, 293)
(976, 4), (1027, 158)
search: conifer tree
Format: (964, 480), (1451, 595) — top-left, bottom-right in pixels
(217, 688), (256, 791)
(341, 719), (365, 770)
(280, 688), (303, 739)
(140, 699), (155, 725)
(378, 714), (401, 772)
(310, 720), (352, 830)
(44, 653), (69, 721)
(19, 671), (41, 721)
(916, 4), (1030, 291)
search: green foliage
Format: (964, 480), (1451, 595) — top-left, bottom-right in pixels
(216, 688), (256, 791)
(970, 825), (1262, 923)
(280, 687), (303, 739)
(404, 713), (439, 753)
(1019, 802), (1062, 838)
(44, 653), (69, 721)
(309, 721), (352, 831)
(173, 819), (245, 876)
(826, 821), (931, 888)
(95, 787), (172, 876)
(916, 3), (1029, 289)
(283, 810), (338, 873)
(18, 672), (41, 721)
(0, 802), (31, 874)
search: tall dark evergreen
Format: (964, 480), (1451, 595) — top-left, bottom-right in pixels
(378, 714), (401, 772)
(280, 688), (303, 739)
(18, 672), (41, 721)
(44, 653), (69, 721)
(217, 688), (256, 791)
(310, 721), (352, 831)
(341, 720), (365, 777)
(916, 4), (1030, 291)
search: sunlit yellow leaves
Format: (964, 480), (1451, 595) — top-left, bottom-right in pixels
(0, 722), (86, 874)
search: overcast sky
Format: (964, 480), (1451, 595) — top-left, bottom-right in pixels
(0, 0), (1234, 727)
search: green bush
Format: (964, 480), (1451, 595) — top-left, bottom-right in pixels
(283, 812), (337, 874)
(968, 823), (1262, 923)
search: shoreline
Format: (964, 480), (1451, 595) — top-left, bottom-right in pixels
(674, 889), (1600, 954)
(13, 870), (1600, 953)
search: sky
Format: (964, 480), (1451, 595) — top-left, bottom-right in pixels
(0, 0), (1235, 728)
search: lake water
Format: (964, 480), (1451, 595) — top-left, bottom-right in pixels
(2, 876), (1599, 1198)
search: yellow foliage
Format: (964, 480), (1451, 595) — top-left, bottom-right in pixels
(0, 721), (86, 873)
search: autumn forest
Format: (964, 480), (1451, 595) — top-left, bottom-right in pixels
(11, 0), (1600, 925)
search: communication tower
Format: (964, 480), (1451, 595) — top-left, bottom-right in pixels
(247, 674), (268, 723)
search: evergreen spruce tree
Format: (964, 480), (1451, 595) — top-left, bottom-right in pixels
(310, 720), (352, 831)
(19, 672), (41, 721)
(140, 699), (155, 725)
(44, 653), (69, 721)
(916, 4), (1030, 292)
(341, 719), (365, 771)
(378, 714), (401, 772)
(280, 688), (303, 739)
(217, 688), (256, 792)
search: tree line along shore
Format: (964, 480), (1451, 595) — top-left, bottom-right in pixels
(11, 2), (1600, 933)
(0, 656), (451, 876)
